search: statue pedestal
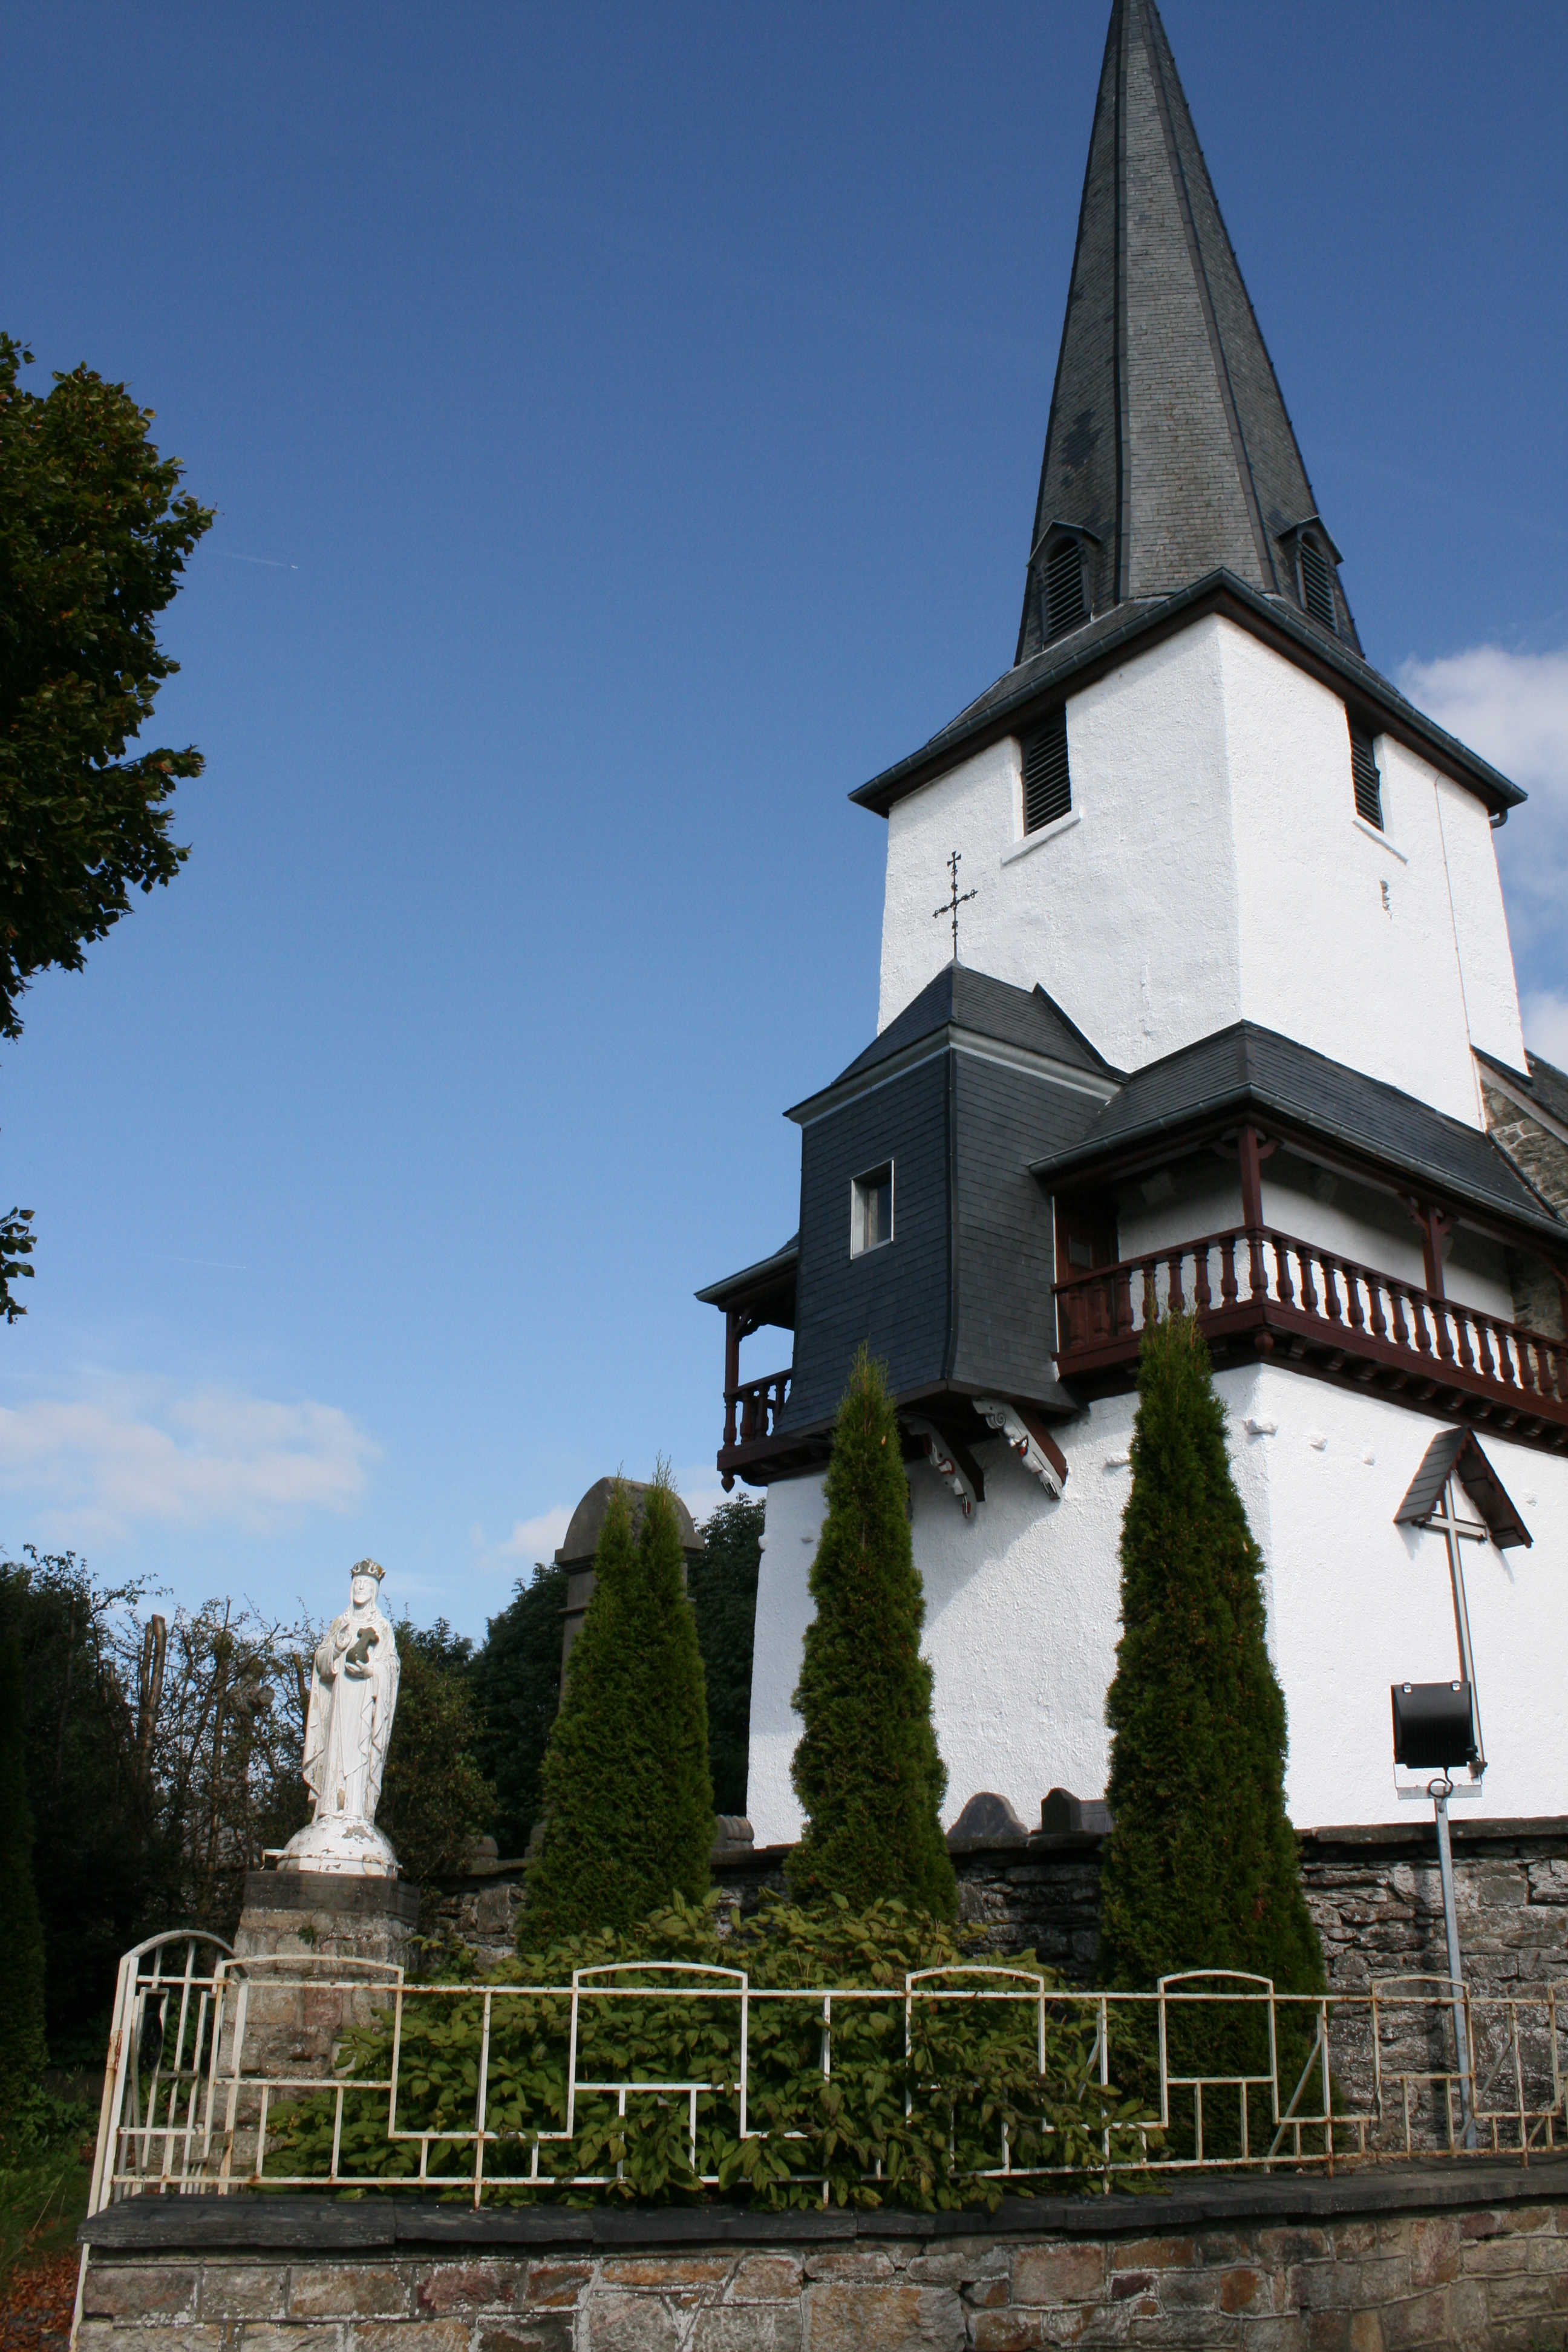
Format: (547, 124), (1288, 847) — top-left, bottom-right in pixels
(228, 1867), (420, 2085)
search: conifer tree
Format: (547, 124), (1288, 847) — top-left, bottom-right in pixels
(786, 1350), (956, 1918)
(1099, 1313), (1324, 2005)
(0, 1631), (47, 2115)
(523, 1476), (713, 1945)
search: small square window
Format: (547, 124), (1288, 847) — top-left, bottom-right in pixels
(851, 1162), (893, 1256)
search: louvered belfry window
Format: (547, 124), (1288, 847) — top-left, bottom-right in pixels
(1044, 538), (1086, 642)
(1299, 535), (1338, 633)
(1022, 708), (1071, 834)
(1349, 720), (1383, 831)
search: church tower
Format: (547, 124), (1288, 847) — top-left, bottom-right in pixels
(700, 0), (1567, 1846)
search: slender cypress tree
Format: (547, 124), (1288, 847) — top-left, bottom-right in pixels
(1099, 1313), (1323, 2001)
(786, 1349), (956, 1918)
(0, 1631), (47, 2115)
(523, 1475), (713, 1946)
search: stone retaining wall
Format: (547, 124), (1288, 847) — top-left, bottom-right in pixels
(422, 1820), (1568, 2001)
(77, 2165), (1568, 2350)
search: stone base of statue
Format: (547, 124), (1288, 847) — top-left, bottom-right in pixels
(276, 1811), (399, 1877)
(224, 1864), (420, 2110)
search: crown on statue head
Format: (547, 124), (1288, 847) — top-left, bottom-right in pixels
(350, 1558), (386, 1583)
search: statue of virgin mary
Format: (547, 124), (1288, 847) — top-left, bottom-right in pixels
(278, 1560), (402, 1877)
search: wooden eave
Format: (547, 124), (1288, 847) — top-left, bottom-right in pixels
(851, 570), (1524, 824)
(1035, 1106), (1568, 1275)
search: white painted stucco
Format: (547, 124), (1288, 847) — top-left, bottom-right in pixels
(876, 617), (1527, 1128)
(746, 1377), (1568, 1843)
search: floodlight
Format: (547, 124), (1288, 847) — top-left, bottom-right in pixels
(1390, 1681), (1476, 1774)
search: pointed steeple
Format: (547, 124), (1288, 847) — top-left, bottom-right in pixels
(1017, 0), (1359, 664)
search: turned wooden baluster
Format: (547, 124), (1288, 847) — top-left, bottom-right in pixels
(1114, 1264), (1134, 1336)
(1344, 1262), (1367, 1334)
(1168, 1251), (1186, 1314)
(1141, 1259), (1158, 1335)
(1272, 1235), (1295, 1309)
(1365, 1269), (1388, 1342)
(724, 1392), (739, 1449)
(1321, 1255), (1344, 1325)
(1193, 1244), (1212, 1314)
(1387, 1282), (1411, 1351)
(1453, 1308), (1477, 1374)
(1409, 1289), (1434, 1357)
(1220, 1235), (1239, 1308)
(1298, 1247), (1320, 1317)
(1432, 1296), (1456, 1366)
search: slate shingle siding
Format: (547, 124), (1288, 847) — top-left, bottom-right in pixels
(782, 1054), (951, 1432)
(783, 1046), (1109, 1432)
(950, 1056), (1099, 1402)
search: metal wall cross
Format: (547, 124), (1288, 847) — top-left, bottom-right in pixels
(1424, 1475), (1490, 1772)
(933, 849), (976, 959)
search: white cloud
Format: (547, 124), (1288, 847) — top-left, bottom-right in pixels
(477, 1505), (573, 1573)
(1398, 644), (1568, 972)
(0, 1380), (379, 1543)
(471, 1466), (742, 1580)
(1523, 990), (1568, 1070)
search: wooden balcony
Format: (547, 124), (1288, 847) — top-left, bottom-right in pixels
(719, 1370), (825, 1489)
(1054, 1225), (1568, 1449)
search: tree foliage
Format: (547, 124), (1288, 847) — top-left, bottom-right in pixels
(378, 1621), (494, 1883)
(469, 1563), (569, 1856)
(1098, 1313), (1324, 2014)
(0, 333), (212, 1042)
(786, 1350), (956, 1919)
(0, 1631), (48, 2116)
(524, 1478), (713, 1944)
(688, 1494), (763, 1815)
(270, 1892), (1151, 2208)
(0, 1552), (503, 2057)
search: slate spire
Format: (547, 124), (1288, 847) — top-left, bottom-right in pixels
(1017, 0), (1359, 664)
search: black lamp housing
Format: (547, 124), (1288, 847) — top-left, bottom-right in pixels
(1391, 1681), (1477, 1773)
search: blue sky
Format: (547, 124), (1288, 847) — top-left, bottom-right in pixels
(1, 1), (1565, 1641)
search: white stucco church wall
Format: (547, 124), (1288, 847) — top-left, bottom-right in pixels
(746, 1383), (1568, 1847)
(877, 618), (1526, 1123)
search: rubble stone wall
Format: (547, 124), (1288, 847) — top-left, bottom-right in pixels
(422, 1820), (1568, 2001)
(77, 2172), (1568, 2350)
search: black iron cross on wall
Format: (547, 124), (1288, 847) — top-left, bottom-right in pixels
(933, 849), (976, 959)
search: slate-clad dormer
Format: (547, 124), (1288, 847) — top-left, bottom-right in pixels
(782, 964), (1117, 1439)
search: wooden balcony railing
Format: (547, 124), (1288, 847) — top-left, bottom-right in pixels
(1055, 1226), (1568, 1444)
(723, 1371), (792, 1454)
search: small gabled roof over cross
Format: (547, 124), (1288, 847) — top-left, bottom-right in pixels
(1394, 1429), (1532, 1551)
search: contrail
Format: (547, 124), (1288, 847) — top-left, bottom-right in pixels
(218, 551), (298, 570)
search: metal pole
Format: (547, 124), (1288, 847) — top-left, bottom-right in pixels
(1431, 1778), (1476, 2147)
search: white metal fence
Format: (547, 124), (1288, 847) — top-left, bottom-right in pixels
(88, 1933), (1568, 2214)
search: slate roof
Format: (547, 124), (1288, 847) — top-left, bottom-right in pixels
(849, 0), (1526, 829)
(694, 1236), (798, 1312)
(1526, 1052), (1568, 1131)
(850, 570), (1524, 822)
(828, 963), (1120, 1095)
(1031, 1022), (1568, 1247)
(1017, 0), (1355, 658)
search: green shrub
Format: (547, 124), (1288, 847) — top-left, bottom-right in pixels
(379, 1622), (495, 1883)
(0, 1632), (47, 2119)
(524, 1477), (713, 1943)
(469, 1563), (569, 1854)
(786, 1351), (955, 1918)
(1098, 1313), (1325, 2145)
(264, 1893), (1151, 2207)
(688, 1495), (763, 1815)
